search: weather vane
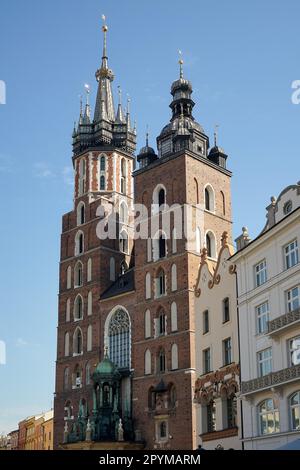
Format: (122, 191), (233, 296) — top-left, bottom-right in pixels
(178, 49), (184, 78)
(101, 14), (108, 32)
(214, 124), (219, 147)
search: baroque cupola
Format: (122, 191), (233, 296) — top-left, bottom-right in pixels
(156, 54), (209, 159)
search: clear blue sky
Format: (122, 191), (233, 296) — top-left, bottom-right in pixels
(0, 0), (299, 433)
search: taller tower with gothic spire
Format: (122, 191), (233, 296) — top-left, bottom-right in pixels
(53, 18), (136, 449)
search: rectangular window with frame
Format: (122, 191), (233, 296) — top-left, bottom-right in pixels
(284, 239), (299, 270)
(254, 260), (267, 287)
(203, 348), (211, 374)
(289, 336), (300, 366)
(286, 286), (300, 312)
(256, 301), (269, 334)
(223, 337), (232, 365)
(223, 297), (230, 323)
(203, 310), (209, 334)
(257, 348), (272, 377)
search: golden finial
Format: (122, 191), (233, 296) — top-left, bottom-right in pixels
(178, 49), (184, 79)
(101, 14), (108, 32)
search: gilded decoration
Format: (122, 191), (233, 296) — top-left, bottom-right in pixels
(194, 231), (236, 297)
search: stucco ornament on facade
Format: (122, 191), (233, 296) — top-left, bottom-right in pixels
(194, 231), (236, 297)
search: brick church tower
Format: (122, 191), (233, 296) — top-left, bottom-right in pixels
(54, 19), (233, 450)
(132, 59), (232, 449)
(53, 19), (136, 449)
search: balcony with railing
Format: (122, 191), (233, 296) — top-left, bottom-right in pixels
(267, 307), (300, 336)
(241, 364), (300, 395)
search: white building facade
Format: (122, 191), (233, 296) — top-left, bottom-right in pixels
(232, 182), (300, 449)
(194, 232), (242, 449)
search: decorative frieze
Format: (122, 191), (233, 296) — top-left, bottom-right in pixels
(268, 307), (300, 334)
(241, 364), (300, 395)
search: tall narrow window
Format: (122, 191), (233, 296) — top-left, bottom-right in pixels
(227, 396), (237, 428)
(63, 367), (69, 390)
(159, 422), (167, 439)
(119, 230), (128, 254)
(158, 311), (166, 335)
(64, 332), (70, 357)
(194, 178), (199, 204)
(145, 309), (151, 338)
(286, 286), (300, 312)
(74, 295), (83, 320)
(77, 202), (85, 225)
(87, 325), (92, 352)
(223, 297), (230, 323)
(159, 235), (166, 259)
(223, 337), (232, 365)
(207, 400), (216, 432)
(220, 190), (226, 216)
(171, 302), (178, 332)
(86, 362), (91, 385)
(257, 348), (272, 376)
(157, 269), (166, 297)
(108, 309), (131, 369)
(78, 159), (86, 196)
(121, 159), (126, 194)
(67, 266), (72, 289)
(289, 336), (300, 366)
(206, 232), (216, 258)
(87, 258), (92, 282)
(100, 175), (105, 190)
(259, 399), (279, 435)
(87, 291), (92, 316)
(158, 188), (165, 208)
(205, 188), (210, 211)
(73, 328), (83, 355)
(203, 310), (209, 334)
(144, 349), (151, 375)
(290, 391), (300, 430)
(254, 260), (267, 287)
(75, 231), (84, 256)
(171, 264), (177, 291)
(66, 298), (71, 322)
(100, 155), (106, 171)
(204, 185), (214, 212)
(158, 349), (166, 373)
(110, 257), (115, 281)
(172, 228), (177, 254)
(171, 343), (178, 370)
(284, 239), (298, 269)
(203, 348), (211, 374)
(145, 272), (151, 299)
(256, 301), (269, 334)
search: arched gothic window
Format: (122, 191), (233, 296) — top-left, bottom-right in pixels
(108, 309), (131, 369)
(100, 175), (105, 190)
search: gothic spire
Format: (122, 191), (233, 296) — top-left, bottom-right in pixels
(115, 86), (125, 123)
(126, 95), (131, 130)
(82, 84), (91, 124)
(94, 15), (115, 122)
